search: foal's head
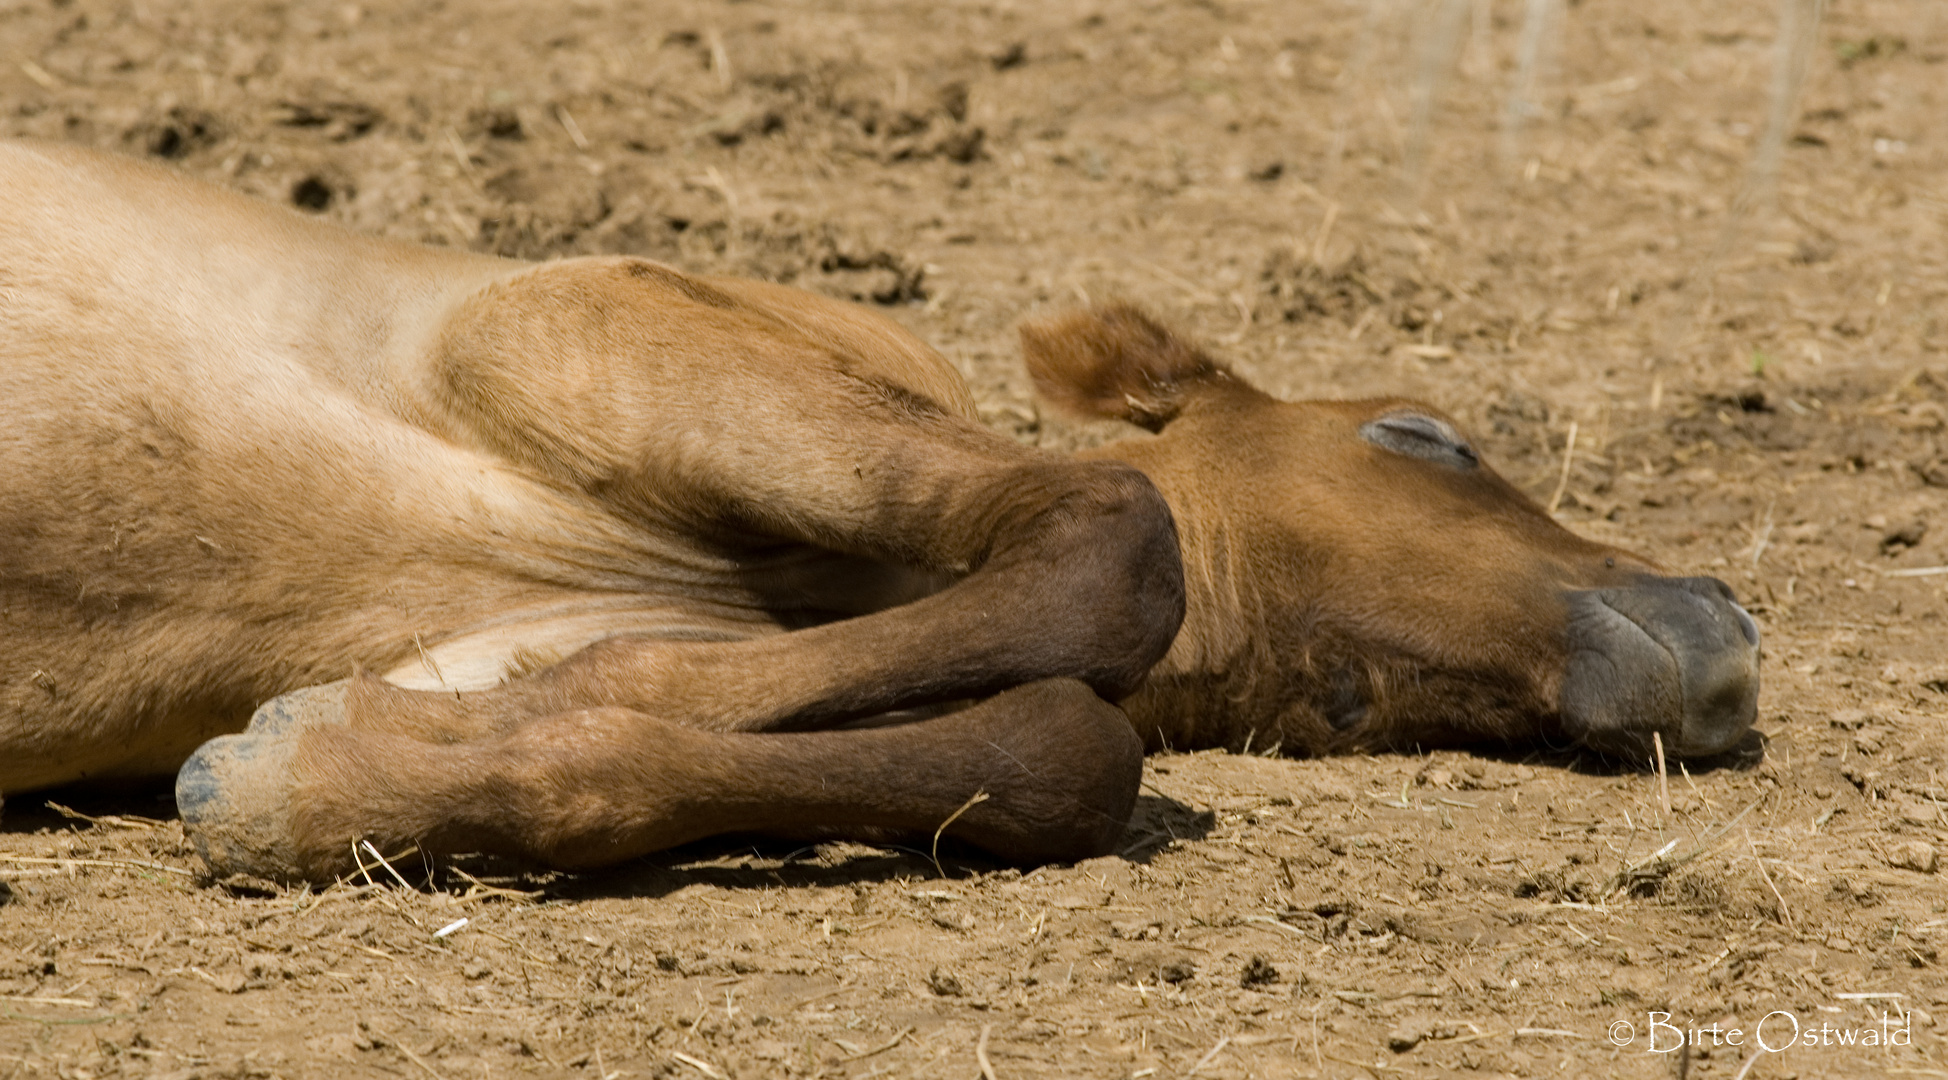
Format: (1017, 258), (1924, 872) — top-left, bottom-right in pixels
(1023, 306), (1760, 762)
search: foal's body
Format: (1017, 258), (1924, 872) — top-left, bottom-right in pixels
(1, 138), (1006, 787)
(0, 140), (1760, 881)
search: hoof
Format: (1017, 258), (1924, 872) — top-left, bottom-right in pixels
(176, 682), (351, 882)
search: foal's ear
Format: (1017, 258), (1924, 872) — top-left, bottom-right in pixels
(1020, 304), (1242, 433)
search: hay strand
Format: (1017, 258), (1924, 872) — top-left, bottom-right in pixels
(1652, 731), (1672, 817)
(930, 789), (990, 878)
(1547, 420), (1578, 514)
(975, 1023), (999, 1080)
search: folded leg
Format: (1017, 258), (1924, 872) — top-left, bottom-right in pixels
(179, 282), (1184, 878)
(180, 679), (1141, 882)
(338, 374), (1187, 743)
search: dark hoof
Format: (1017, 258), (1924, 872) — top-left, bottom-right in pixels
(176, 682), (351, 882)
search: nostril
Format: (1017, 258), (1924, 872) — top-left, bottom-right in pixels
(1732, 603), (1760, 647)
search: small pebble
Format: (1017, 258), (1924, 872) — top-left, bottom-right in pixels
(1387, 1024), (1425, 1052)
(932, 911), (974, 932)
(1897, 800), (1937, 827)
(1890, 840), (1938, 874)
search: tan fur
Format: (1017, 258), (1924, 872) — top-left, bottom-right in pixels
(0, 139), (992, 791)
(2, 141), (1746, 880)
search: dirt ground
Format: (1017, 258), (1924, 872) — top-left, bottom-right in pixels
(3, 0), (1946, 1076)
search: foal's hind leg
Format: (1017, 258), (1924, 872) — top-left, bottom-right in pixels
(181, 680), (1141, 882)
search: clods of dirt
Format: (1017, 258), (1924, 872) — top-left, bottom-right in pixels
(3, 0), (1946, 1075)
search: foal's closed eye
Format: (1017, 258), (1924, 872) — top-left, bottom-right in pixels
(1358, 412), (1479, 470)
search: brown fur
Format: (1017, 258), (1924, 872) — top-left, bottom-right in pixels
(3, 140), (1733, 880)
(1021, 304), (1254, 431)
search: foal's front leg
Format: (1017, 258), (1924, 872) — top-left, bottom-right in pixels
(307, 365), (1186, 743)
(180, 387), (1183, 881)
(185, 680), (1142, 882)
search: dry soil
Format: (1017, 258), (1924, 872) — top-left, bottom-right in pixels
(2, 0), (1946, 1077)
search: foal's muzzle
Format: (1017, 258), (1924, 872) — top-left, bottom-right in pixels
(1558, 576), (1761, 759)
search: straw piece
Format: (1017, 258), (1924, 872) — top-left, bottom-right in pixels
(840, 1025), (913, 1062)
(556, 105), (590, 152)
(1652, 731), (1672, 817)
(361, 840), (416, 891)
(45, 801), (169, 829)
(1749, 837), (1794, 931)
(0, 855), (193, 878)
(386, 1032), (446, 1080)
(975, 1023), (999, 1080)
(18, 59), (61, 90)
(930, 789), (990, 877)
(672, 1051), (725, 1079)
(1547, 420), (1578, 514)
(1189, 1035), (1233, 1075)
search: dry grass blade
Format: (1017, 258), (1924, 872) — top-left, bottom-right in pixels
(1606, 841), (1685, 897)
(0, 855), (195, 878)
(1547, 420), (1578, 514)
(975, 1023), (998, 1080)
(705, 28), (731, 90)
(442, 129), (478, 187)
(446, 866), (543, 904)
(671, 1050), (725, 1079)
(1309, 202), (1340, 266)
(292, 881), (384, 919)
(1605, 797), (1764, 897)
(1135, 259), (1224, 306)
(1189, 1035), (1233, 1075)
(396, 1043), (445, 1080)
(0, 996), (95, 1008)
(16, 58), (61, 89)
(44, 801), (170, 829)
(1243, 915), (1310, 939)
(840, 1025), (913, 1062)
(1653, 731), (1672, 817)
(555, 104), (590, 152)
(1749, 835), (1794, 931)
(411, 633), (446, 686)
(930, 789), (990, 877)
(358, 840), (418, 891)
